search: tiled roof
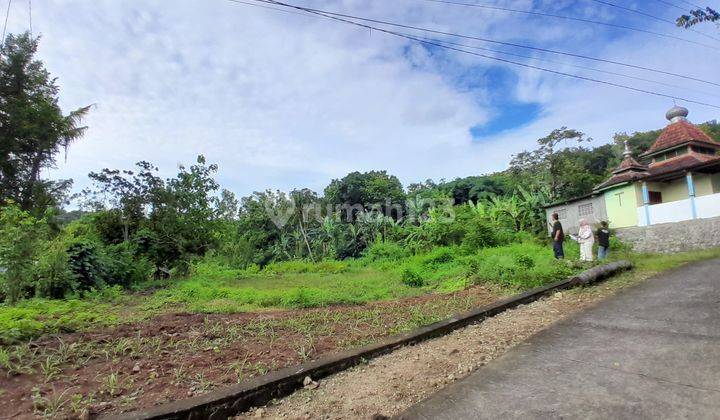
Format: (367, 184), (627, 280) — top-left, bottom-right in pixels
(594, 153), (720, 191)
(594, 171), (646, 191)
(594, 154), (648, 191)
(594, 109), (720, 192)
(613, 155), (646, 174)
(643, 119), (718, 155)
(646, 153), (720, 178)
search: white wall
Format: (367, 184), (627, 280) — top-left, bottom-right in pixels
(696, 193), (720, 219)
(637, 192), (720, 226)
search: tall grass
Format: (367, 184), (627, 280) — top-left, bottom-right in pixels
(4, 242), (719, 344)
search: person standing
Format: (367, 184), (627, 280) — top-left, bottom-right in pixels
(575, 219), (595, 262)
(597, 221), (610, 260)
(550, 212), (564, 259)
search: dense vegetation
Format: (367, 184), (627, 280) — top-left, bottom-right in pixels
(1, 32), (720, 316)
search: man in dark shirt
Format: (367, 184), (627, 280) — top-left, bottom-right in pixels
(597, 221), (610, 260)
(550, 212), (564, 259)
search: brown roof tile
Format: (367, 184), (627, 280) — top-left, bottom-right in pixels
(647, 153), (720, 178)
(613, 155), (646, 174)
(644, 120), (718, 155)
(594, 171), (645, 191)
(595, 153), (720, 191)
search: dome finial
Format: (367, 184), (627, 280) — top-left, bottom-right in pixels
(623, 139), (632, 158)
(666, 105), (688, 123)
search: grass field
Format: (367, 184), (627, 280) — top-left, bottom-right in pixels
(3, 241), (718, 346)
(1, 244), (719, 417)
(0, 241), (581, 345)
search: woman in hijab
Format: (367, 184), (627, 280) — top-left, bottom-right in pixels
(574, 219), (595, 262)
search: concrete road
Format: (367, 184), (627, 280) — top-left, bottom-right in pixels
(398, 258), (720, 420)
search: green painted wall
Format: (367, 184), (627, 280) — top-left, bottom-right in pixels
(604, 184), (639, 228)
(712, 173), (720, 194)
(693, 173), (715, 197)
(645, 175), (714, 201)
(646, 179), (687, 202)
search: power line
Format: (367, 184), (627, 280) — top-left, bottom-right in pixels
(588, 0), (681, 24)
(233, 0), (719, 97)
(1, 0), (11, 48)
(245, 0), (720, 88)
(676, 0), (706, 9)
(232, 0), (705, 95)
(27, 0), (30, 37)
(413, 0), (720, 46)
(411, 34), (720, 99)
(649, 0), (693, 12)
(587, 0), (717, 42)
(236, 0), (720, 109)
(227, 0), (313, 17)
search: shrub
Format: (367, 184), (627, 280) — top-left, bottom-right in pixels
(105, 242), (153, 287)
(0, 205), (48, 303)
(363, 240), (410, 261)
(513, 254), (535, 269)
(493, 228), (518, 245)
(91, 210), (130, 245)
(421, 247), (455, 266)
(65, 240), (108, 292)
(34, 240), (73, 299)
(463, 256), (480, 277)
(462, 219), (498, 251)
(401, 268), (424, 287)
(609, 236), (632, 254)
(510, 230), (541, 245)
(216, 237), (256, 269)
(424, 217), (466, 247)
(464, 242), (578, 289)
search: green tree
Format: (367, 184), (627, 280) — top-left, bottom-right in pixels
(217, 189), (239, 220)
(234, 190), (286, 266)
(81, 161), (163, 243)
(80, 155), (222, 269)
(288, 188), (320, 261)
(0, 33), (90, 214)
(324, 171), (405, 219)
(415, 175), (509, 205)
(510, 128), (590, 200)
(612, 129), (661, 159)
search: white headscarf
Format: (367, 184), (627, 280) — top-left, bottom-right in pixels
(577, 218), (593, 242)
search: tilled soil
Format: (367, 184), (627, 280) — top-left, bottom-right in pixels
(238, 278), (639, 420)
(1, 286), (503, 419)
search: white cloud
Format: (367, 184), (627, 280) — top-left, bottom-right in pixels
(1, 0), (717, 198)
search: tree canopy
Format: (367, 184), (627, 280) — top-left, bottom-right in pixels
(324, 170), (405, 219)
(0, 32), (90, 215)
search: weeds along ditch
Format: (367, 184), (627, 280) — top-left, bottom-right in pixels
(5, 242), (716, 418)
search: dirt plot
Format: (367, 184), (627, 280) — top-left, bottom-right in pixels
(0, 287), (503, 418)
(238, 271), (646, 419)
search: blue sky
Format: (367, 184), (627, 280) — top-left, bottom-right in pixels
(2, 0), (719, 198)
